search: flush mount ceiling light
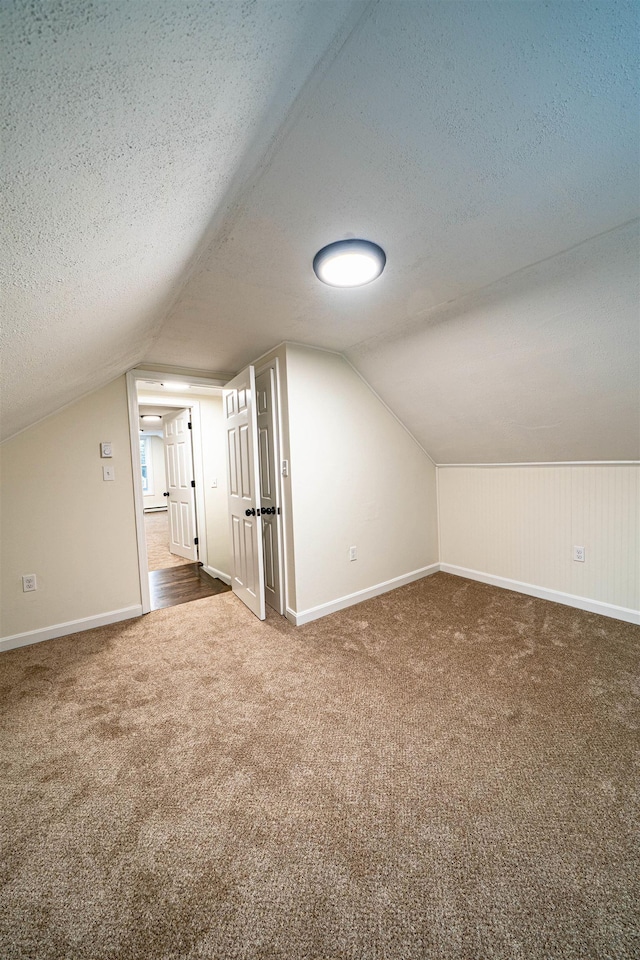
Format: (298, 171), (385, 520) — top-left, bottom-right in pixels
(313, 239), (386, 287)
(140, 415), (162, 421)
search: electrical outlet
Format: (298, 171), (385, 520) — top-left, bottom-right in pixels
(22, 574), (37, 592)
(349, 546), (357, 561)
(573, 545), (585, 562)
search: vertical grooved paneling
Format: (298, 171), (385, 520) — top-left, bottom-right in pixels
(570, 465), (639, 609)
(439, 464), (639, 610)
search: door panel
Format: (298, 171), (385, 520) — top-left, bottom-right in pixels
(224, 367), (265, 620)
(255, 364), (283, 614)
(163, 408), (198, 562)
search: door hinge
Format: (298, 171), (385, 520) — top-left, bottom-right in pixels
(194, 537), (199, 545)
(188, 421), (192, 429)
(191, 480), (195, 487)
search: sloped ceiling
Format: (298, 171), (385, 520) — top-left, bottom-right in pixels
(2, 1), (638, 460)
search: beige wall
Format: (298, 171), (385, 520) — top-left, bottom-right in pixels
(438, 464), (640, 613)
(283, 344), (438, 615)
(194, 394), (230, 578)
(1, 377), (141, 640)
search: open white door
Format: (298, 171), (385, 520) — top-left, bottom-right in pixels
(256, 364), (284, 615)
(224, 366), (266, 620)
(163, 408), (198, 562)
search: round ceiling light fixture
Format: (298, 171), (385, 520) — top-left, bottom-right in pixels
(313, 239), (386, 288)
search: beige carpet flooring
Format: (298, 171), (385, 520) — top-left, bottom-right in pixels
(1, 573), (638, 960)
(144, 510), (193, 571)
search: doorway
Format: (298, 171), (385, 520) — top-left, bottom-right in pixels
(128, 371), (232, 613)
(127, 364), (287, 620)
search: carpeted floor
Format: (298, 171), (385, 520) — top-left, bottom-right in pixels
(144, 510), (193, 571)
(1, 573), (638, 960)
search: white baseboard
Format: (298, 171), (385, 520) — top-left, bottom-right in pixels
(439, 564), (640, 625)
(0, 605), (144, 653)
(286, 563), (440, 626)
(203, 565), (231, 586)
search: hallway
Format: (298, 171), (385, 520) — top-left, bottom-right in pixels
(144, 510), (230, 610)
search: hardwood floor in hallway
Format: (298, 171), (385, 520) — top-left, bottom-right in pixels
(148, 564), (231, 611)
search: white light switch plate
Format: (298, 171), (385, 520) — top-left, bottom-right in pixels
(103, 465), (115, 481)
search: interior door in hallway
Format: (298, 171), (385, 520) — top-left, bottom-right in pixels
(163, 408), (198, 562)
(224, 366), (266, 620)
(256, 364), (283, 615)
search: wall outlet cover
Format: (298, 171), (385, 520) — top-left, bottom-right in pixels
(573, 545), (585, 562)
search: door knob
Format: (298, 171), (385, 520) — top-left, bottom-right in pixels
(245, 508), (255, 516)
(163, 491), (169, 497)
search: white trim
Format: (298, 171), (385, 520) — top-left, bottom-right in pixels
(133, 368), (229, 389)
(437, 461), (640, 468)
(188, 402), (208, 571)
(439, 564), (640, 625)
(255, 356), (287, 616)
(202, 565), (232, 586)
(0, 605), (144, 653)
(286, 564), (440, 626)
(126, 371), (151, 614)
(435, 463), (442, 564)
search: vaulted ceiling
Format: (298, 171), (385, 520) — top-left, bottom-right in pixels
(2, 1), (638, 460)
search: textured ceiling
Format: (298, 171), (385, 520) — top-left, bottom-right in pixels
(2, 1), (639, 460)
(1, 0), (365, 438)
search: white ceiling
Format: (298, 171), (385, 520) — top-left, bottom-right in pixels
(2, 1), (638, 460)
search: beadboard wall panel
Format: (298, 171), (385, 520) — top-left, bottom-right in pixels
(438, 464), (639, 612)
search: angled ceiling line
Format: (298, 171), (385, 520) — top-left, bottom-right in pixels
(344, 215), (640, 356)
(147, 0), (378, 353)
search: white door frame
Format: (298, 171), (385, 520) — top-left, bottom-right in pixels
(255, 357), (286, 616)
(126, 369), (227, 614)
(224, 365), (266, 620)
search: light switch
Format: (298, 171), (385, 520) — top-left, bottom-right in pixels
(100, 442), (113, 458)
(103, 465), (115, 481)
